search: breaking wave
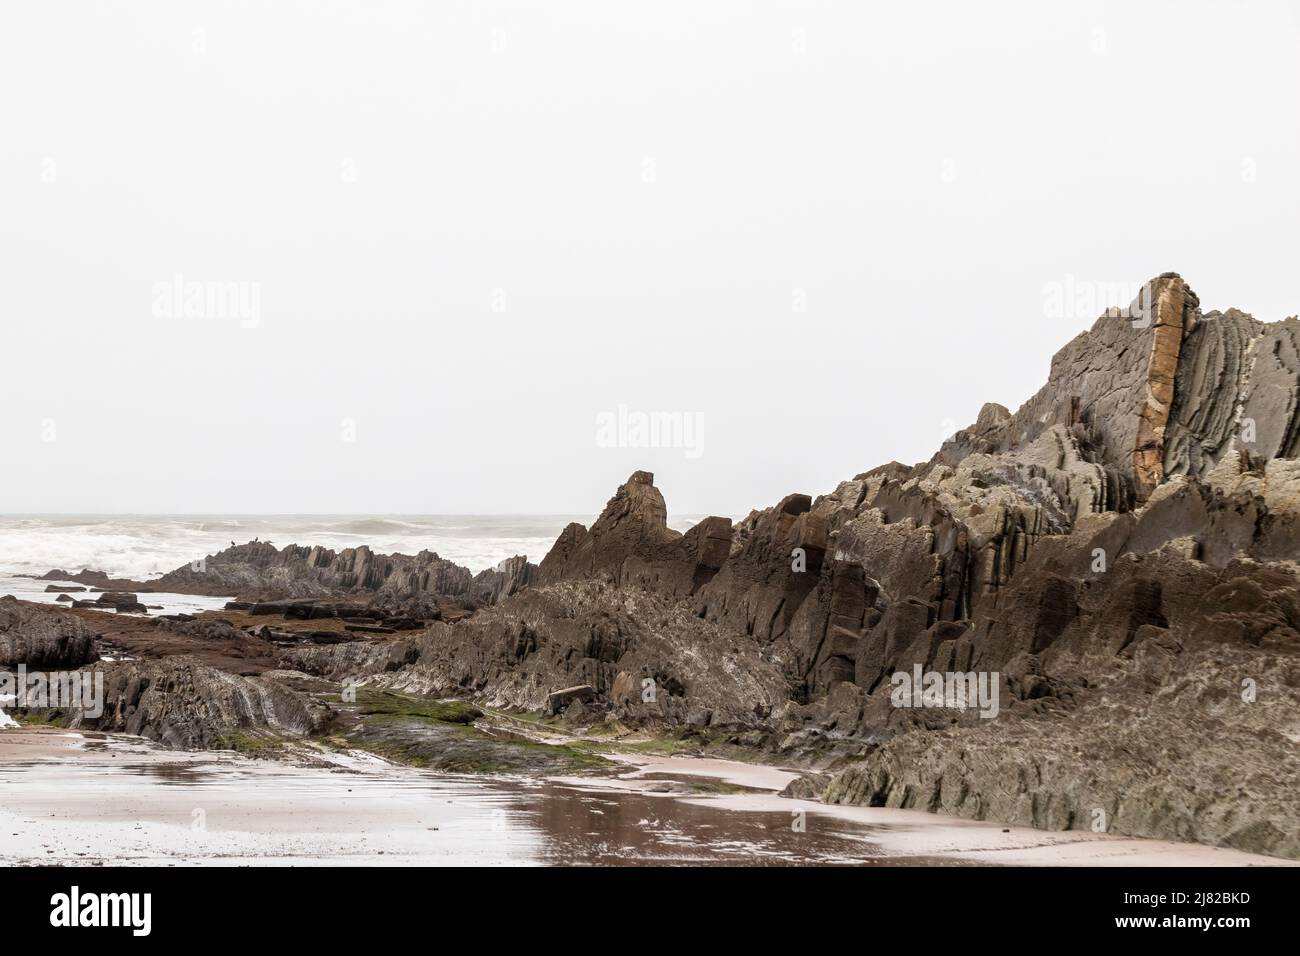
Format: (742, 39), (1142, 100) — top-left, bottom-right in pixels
(0, 513), (712, 578)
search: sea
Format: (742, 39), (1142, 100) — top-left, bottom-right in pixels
(0, 513), (711, 613)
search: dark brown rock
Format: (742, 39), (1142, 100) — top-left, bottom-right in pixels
(0, 598), (99, 669)
(68, 656), (332, 749)
(545, 684), (595, 715)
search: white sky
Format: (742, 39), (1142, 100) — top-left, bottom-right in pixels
(2, 1), (1298, 515)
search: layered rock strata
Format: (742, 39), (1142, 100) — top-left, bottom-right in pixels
(8, 272), (1296, 857)
(388, 271), (1298, 855)
(41, 542), (535, 608)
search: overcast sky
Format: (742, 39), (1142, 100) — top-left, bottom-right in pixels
(2, 1), (1298, 516)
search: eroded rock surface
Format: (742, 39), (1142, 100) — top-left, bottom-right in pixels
(0, 597), (99, 669)
(6, 271), (1297, 858)
(444, 272), (1300, 856)
(46, 541), (536, 608)
(68, 657), (332, 749)
(286, 580), (790, 730)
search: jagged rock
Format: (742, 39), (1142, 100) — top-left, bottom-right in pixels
(281, 638), (420, 678)
(0, 598), (99, 669)
(41, 542), (535, 608)
(938, 274), (1200, 506)
(537, 471), (734, 598)
(471, 555), (534, 603)
(31, 569), (143, 591)
(1163, 308), (1260, 479)
(242, 598), (437, 634)
(68, 657), (332, 749)
(780, 771), (833, 800)
(27, 271), (1292, 858)
(283, 581), (790, 729)
(822, 635), (1300, 858)
(545, 684), (595, 715)
(501, 272), (1300, 857)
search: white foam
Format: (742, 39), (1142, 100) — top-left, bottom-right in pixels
(0, 576), (233, 617)
(0, 513), (715, 578)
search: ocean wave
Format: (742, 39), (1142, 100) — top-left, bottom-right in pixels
(320, 518), (427, 537)
(0, 515), (575, 577)
(0, 513), (726, 579)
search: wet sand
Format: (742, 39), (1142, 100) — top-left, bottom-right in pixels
(0, 728), (1291, 866)
(0, 729), (539, 866)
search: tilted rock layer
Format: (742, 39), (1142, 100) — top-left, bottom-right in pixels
(349, 272), (1296, 857)
(0, 597), (98, 670)
(68, 657), (332, 750)
(15, 273), (1294, 858)
(106, 541), (536, 607)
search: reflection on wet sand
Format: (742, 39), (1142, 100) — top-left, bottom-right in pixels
(0, 729), (1292, 867)
(0, 730), (917, 866)
(511, 779), (952, 866)
(121, 762), (214, 786)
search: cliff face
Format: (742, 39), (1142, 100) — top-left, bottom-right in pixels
(1166, 309), (1300, 478)
(937, 274), (1300, 506)
(451, 272), (1299, 856)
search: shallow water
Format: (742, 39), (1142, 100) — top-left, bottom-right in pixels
(0, 574), (233, 618)
(0, 733), (908, 866)
(1, 731), (1289, 867)
(0, 513), (714, 578)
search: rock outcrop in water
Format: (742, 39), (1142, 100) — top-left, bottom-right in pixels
(40, 542), (536, 608)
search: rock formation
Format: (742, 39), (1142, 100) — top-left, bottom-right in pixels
(0, 597), (99, 670)
(285, 580), (790, 729)
(536, 470), (734, 597)
(67, 657), (332, 750)
(41, 542), (535, 608)
(351, 271), (1296, 856)
(7, 271), (1297, 858)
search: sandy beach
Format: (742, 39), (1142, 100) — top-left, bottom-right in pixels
(2, 728), (1291, 867)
